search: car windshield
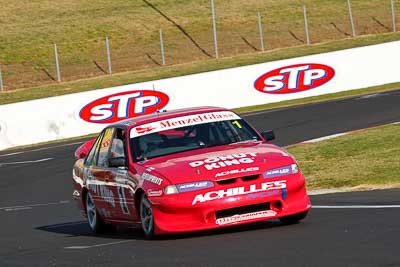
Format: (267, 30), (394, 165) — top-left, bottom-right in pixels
(130, 119), (261, 161)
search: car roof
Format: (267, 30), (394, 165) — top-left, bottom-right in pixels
(112, 106), (231, 128)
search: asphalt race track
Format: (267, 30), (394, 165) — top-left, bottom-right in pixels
(1, 90), (399, 267)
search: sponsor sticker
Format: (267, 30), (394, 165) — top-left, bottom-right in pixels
(215, 167), (260, 178)
(146, 167), (155, 172)
(192, 180), (287, 205)
(216, 210), (277, 225)
(142, 172), (163, 185)
(130, 111), (240, 138)
(176, 181), (214, 193)
(189, 152), (257, 171)
(80, 90), (169, 124)
(147, 189), (163, 197)
(87, 183), (116, 207)
(118, 186), (130, 215)
(254, 63), (335, 94)
(246, 190), (281, 199)
(263, 165), (296, 179)
(281, 188), (287, 200)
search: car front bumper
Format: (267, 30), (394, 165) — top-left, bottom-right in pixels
(149, 174), (311, 234)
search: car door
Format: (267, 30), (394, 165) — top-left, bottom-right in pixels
(107, 127), (136, 221)
(83, 131), (103, 212)
(84, 127), (118, 219)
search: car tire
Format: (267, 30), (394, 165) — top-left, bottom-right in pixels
(139, 194), (155, 239)
(279, 210), (308, 225)
(85, 192), (109, 233)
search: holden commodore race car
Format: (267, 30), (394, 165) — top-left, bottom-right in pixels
(72, 106), (311, 239)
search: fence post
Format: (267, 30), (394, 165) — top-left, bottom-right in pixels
(0, 65), (4, 92)
(210, 0), (219, 59)
(303, 5), (310, 45)
(347, 0), (356, 36)
(53, 43), (61, 82)
(159, 29), (166, 65)
(257, 12), (265, 51)
(391, 0), (396, 32)
(105, 36), (112, 75)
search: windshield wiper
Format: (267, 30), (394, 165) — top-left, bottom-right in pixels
(229, 139), (259, 145)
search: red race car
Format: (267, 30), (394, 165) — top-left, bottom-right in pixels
(72, 106), (311, 239)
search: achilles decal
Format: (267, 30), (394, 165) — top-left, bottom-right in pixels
(215, 167), (259, 178)
(176, 181), (214, 193)
(263, 165), (294, 179)
(216, 210), (277, 225)
(192, 180), (287, 205)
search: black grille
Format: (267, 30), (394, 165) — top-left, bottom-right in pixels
(216, 174), (260, 185)
(241, 174), (259, 182)
(216, 202), (270, 219)
(216, 178), (236, 185)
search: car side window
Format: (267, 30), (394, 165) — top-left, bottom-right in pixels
(110, 128), (127, 159)
(97, 128), (115, 168)
(84, 132), (104, 167)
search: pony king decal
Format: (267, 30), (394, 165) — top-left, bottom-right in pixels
(80, 90), (169, 124)
(189, 152), (257, 171)
(254, 63), (335, 94)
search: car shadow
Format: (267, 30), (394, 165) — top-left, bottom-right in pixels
(36, 219), (291, 241)
(35, 221), (146, 240)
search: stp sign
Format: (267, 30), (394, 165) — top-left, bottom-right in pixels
(254, 63), (335, 94)
(80, 90), (169, 124)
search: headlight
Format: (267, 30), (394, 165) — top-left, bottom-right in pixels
(263, 164), (299, 178)
(291, 163), (299, 174)
(164, 181), (214, 194)
(164, 185), (178, 195)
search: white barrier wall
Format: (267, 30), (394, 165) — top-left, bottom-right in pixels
(1, 41), (400, 150)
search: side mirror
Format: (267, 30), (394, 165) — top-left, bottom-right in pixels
(109, 157), (126, 168)
(74, 138), (96, 160)
(261, 130), (275, 141)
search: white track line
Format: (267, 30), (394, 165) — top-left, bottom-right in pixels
(313, 205), (400, 209)
(357, 93), (380, 99)
(0, 141), (83, 157)
(301, 133), (348, 144)
(0, 200), (70, 211)
(0, 157), (54, 166)
(301, 121), (399, 144)
(64, 240), (133, 249)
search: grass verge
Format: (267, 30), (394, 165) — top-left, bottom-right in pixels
(0, 0), (397, 89)
(1, 32), (400, 105)
(287, 123), (400, 190)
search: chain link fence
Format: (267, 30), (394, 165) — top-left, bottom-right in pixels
(0, 0), (398, 91)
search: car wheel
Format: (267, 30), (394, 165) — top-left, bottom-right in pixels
(140, 194), (155, 239)
(85, 192), (108, 233)
(279, 211), (308, 225)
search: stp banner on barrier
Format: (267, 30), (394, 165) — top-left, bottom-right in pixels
(1, 41), (400, 150)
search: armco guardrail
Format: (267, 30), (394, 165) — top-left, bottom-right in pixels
(1, 41), (400, 150)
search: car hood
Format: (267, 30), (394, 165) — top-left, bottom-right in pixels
(139, 142), (296, 184)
